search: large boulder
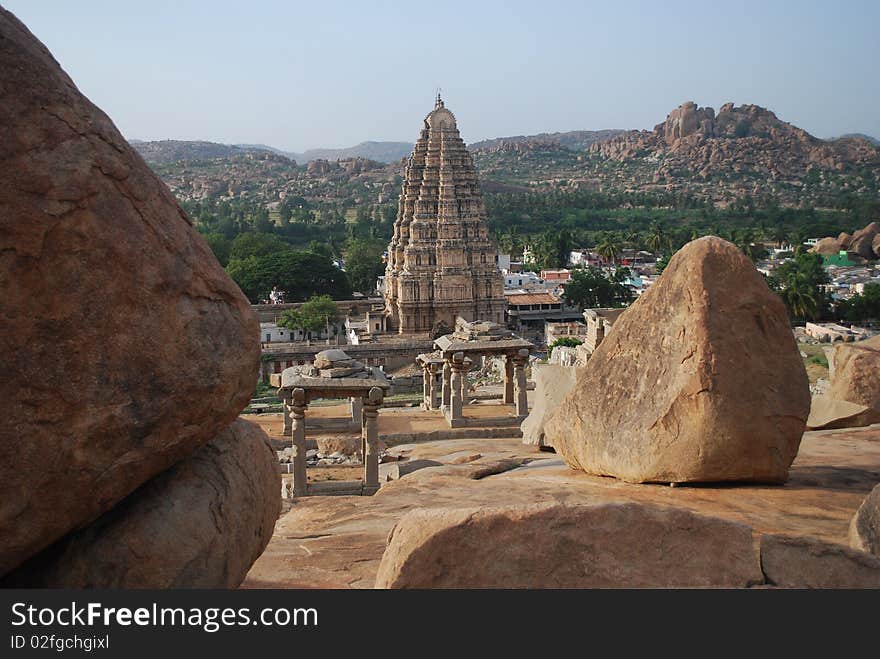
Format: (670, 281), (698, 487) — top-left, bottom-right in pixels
(544, 236), (810, 484)
(521, 364), (579, 449)
(375, 503), (763, 588)
(827, 335), (880, 410)
(760, 534), (880, 588)
(0, 9), (259, 575)
(805, 395), (880, 431)
(847, 222), (879, 260)
(850, 484), (880, 556)
(811, 236), (843, 255)
(1, 420), (280, 588)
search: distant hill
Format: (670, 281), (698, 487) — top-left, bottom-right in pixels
(832, 133), (879, 146)
(291, 141), (414, 164)
(469, 129), (624, 152)
(132, 140), (279, 165)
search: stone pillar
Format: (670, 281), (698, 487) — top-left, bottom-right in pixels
(362, 386), (383, 491)
(449, 352), (465, 422)
(428, 364), (439, 410)
(513, 349), (529, 418)
(459, 357), (472, 406)
(280, 391), (292, 436)
(503, 356), (514, 405)
(290, 387), (308, 497)
(421, 363), (431, 409)
(349, 396), (362, 431)
(441, 361), (452, 408)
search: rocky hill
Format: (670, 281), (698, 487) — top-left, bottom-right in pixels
(132, 140), (282, 165)
(470, 129), (624, 152)
(292, 141), (413, 164)
(587, 101), (880, 203)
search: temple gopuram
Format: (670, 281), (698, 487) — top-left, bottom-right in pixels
(384, 95), (506, 334)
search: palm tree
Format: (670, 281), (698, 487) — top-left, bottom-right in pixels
(646, 221), (669, 254)
(782, 277), (819, 321)
(596, 233), (620, 265)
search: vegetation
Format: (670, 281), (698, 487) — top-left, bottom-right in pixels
(836, 283), (880, 322)
(277, 295), (339, 334)
(766, 253), (830, 322)
(226, 248), (351, 303)
(344, 237), (386, 295)
(562, 266), (634, 310)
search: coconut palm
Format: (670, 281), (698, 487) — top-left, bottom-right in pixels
(596, 233), (620, 265)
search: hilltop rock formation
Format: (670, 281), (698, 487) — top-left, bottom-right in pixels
(375, 503), (763, 588)
(2, 420), (280, 588)
(850, 484), (880, 556)
(848, 222), (880, 259)
(0, 8), (259, 576)
(593, 101), (880, 184)
(544, 236), (810, 484)
(827, 335), (880, 410)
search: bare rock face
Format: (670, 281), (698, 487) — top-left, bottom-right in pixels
(873, 234), (880, 259)
(827, 335), (880, 411)
(0, 9), (259, 575)
(812, 236), (845, 255)
(544, 236), (810, 484)
(847, 222), (879, 260)
(521, 364), (579, 449)
(806, 395), (880, 431)
(850, 484), (880, 556)
(375, 503), (763, 588)
(760, 534), (880, 588)
(1, 420), (280, 588)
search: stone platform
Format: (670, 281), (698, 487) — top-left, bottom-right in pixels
(242, 424), (880, 588)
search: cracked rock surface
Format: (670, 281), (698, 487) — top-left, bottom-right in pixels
(0, 8), (259, 575)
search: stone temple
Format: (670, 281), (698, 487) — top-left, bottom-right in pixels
(384, 95), (506, 334)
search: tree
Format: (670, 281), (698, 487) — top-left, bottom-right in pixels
(836, 283), (880, 322)
(646, 221), (670, 254)
(226, 249), (352, 303)
(596, 233), (620, 265)
(549, 336), (583, 356)
(278, 295), (339, 335)
(562, 266), (633, 310)
(344, 237), (386, 294)
(767, 252), (830, 322)
(201, 232), (232, 266)
(229, 232), (290, 262)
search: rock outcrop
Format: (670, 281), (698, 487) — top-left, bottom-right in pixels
(847, 222), (880, 259)
(850, 484), (880, 556)
(1, 420), (279, 588)
(521, 364), (579, 449)
(827, 335), (880, 410)
(375, 503), (763, 588)
(544, 236), (810, 484)
(0, 9), (259, 577)
(760, 534), (880, 588)
(806, 395), (880, 431)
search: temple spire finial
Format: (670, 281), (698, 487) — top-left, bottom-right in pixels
(435, 88), (443, 109)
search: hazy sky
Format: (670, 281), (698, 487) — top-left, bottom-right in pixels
(5, 0), (879, 151)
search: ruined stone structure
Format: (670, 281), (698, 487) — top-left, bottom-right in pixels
(384, 95), (505, 333)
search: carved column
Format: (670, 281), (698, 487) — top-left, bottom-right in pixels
(428, 364), (439, 410)
(513, 348), (529, 418)
(290, 387), (308, 497)
(459, 356), (472, 406)
(279, 390), (292, 436)
(421, 363), (431, 409)
(449, 352), (465, 421)
(362, 386), (383, 491)
(349, 396), (362, 432)
(503, 355), (514, 405)
(441, 361), (451, 408)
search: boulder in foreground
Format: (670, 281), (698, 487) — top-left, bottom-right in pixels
(544, 236), (810, 484)
(0, 8), (259, 575)
(1, 419), (280, 588)
(375, 502), (762, 588)
(850, 484), (880, 556)
(760, 534), (880, 588)
(827, 335), (880, 411)
(521, 364), (579, 449)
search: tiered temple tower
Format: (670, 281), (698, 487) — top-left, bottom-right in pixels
(384, 95), (506, 334)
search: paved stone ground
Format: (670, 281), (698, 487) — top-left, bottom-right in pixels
(241, 423), (880, 589)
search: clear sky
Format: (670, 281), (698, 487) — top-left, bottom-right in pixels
(5, 0), (879, 151)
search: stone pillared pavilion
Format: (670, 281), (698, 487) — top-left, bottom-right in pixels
(384, 95), (506, 334)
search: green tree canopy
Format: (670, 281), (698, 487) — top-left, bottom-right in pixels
(201, 232), (232, 267)
(836, 283), (880, 322)
(562, 266), (633, 310)
(226, 249), (352, 303)
(344, 237), (386, 295)
(229, 232), (291, 262)
(277, 295), (339, 333)
(767, 252), (830, 322)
